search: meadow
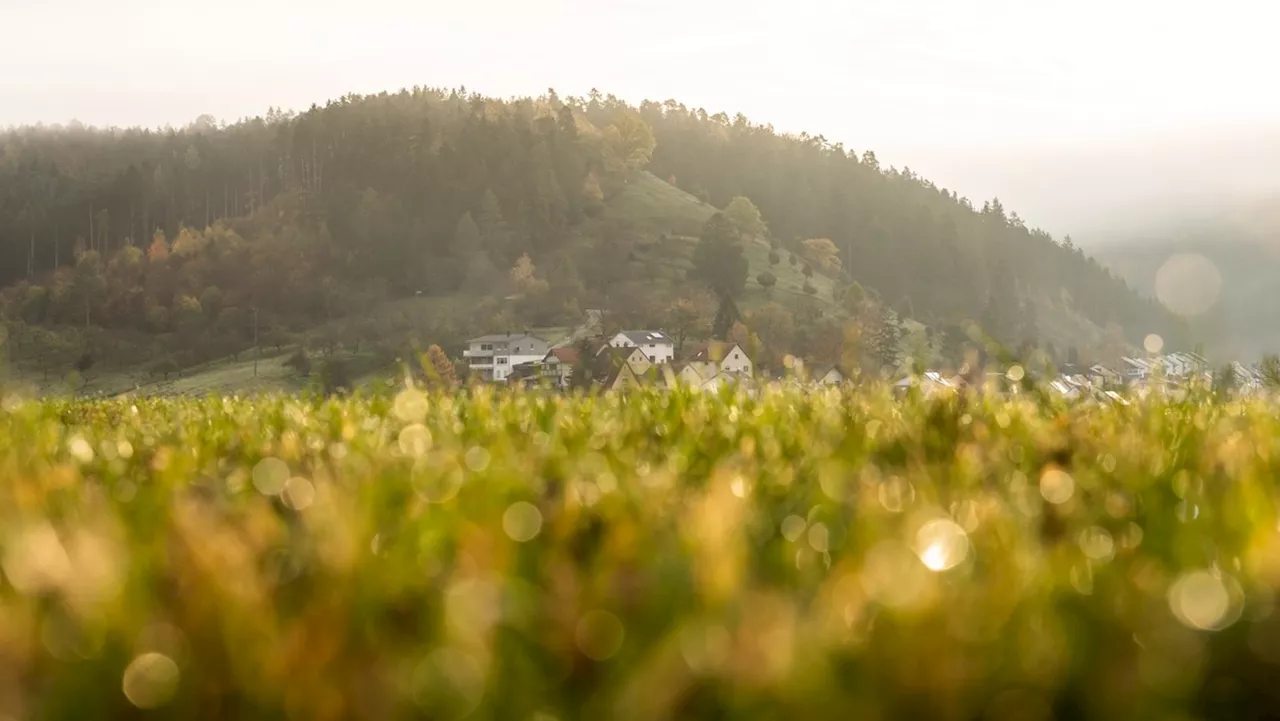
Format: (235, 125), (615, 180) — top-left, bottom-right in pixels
(2, 384), (1279, 720)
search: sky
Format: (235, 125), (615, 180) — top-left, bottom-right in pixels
(5, 0), (1280, 233)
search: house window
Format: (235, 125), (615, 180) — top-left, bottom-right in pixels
(649, 343), (655, 348)
(650, 355), (656, 362)
(497, 357), (508, 365)
(733, 353), (740, 360)
(481, 344), (493, 351)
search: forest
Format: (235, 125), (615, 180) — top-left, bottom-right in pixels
(0, 87), (1188, 379)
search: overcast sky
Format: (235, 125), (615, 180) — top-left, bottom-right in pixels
(5, 0), (1279, 233)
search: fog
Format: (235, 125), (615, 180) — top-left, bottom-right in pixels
(910, 123), (1280, 241)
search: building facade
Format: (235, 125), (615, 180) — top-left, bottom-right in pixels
(609, 331), (675, 364)
(463, 333), (551, 382)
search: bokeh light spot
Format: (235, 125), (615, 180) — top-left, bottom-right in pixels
(913, 519), (970, 571)
(282, 477), (315, 511)
(1169, 570), (1242, 631)
(1144, 334), (1165, 354)
(393, 389), (430, 423)
(1040, 468), (1075, 505)
(502, 502), (543, 542)
(1155, 253), (1222, 316)
(252, 457), (289, 496)
(576, 610), (625, 661)
(398, 424), (433, 457)
(781, 515), (807, 542)
(122, 652), (180, 709)
(411, 647), (485, 719)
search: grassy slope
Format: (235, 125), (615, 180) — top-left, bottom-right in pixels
(602, 172), (840, 314)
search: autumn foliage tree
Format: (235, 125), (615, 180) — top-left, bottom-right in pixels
(421, 344), (457, 388)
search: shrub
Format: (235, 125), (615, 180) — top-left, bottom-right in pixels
(284, 349), (312, 377)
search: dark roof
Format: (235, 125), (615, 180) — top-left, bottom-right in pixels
(468, 332), (543, 344)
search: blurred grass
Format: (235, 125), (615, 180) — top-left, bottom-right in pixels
(2, 385), (1280, 719)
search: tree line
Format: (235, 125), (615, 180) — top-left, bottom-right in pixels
(0, 86), (1185, 377)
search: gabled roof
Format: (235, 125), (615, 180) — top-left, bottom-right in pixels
(618, 330), (672, 345)
(1121, 357), (1149, 370)
(545, 347), (580, 364)
(686, 341), (747, 363)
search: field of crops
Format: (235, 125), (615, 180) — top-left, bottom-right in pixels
(3, 385), (1280, 720)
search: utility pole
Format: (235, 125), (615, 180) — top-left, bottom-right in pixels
(253, 308), (259, 377)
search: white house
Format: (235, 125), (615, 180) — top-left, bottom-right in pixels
(609, 331), (675, 364)
(1120, 357), (1151, 381)
(686, 341), (753, 377)
(463, 332), (551, 382)
(540, 347), (580, 388)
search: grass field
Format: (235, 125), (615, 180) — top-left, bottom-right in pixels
(2, 384), (1279, 719)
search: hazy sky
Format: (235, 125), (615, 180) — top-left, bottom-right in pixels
(5, 0), (1279, 231)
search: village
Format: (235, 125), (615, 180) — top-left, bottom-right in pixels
(461, 327), (1260, 398)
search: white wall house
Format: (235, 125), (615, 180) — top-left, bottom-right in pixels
(609, 331), (675, 364)
(463, 333), (551, 382)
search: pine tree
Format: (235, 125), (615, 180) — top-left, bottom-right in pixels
(871, 308), (903, 372)
(712, 294), (741, 340)
(691, 213), (748, 297)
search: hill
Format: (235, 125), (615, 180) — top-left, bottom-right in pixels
(1089, 195), (1280, 360)
(0, 88), (1186, 387)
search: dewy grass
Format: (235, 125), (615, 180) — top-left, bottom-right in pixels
(2, 385), (1279, 719)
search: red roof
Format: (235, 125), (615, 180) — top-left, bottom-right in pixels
(547, 347), (580, 364)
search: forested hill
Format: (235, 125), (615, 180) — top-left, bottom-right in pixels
(0, 87), (1186, 368)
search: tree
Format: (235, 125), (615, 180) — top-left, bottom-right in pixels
(510, 254), (549, 295)
(1214, 363), (1238, 396)
(146, 231), (169, 262)
(748, 303), (794, 365)
(284, 349), (312, 377)
(802, 263), (814, 279)
(690, 213), (748, 297)
(452, 212), (481, 256)
(317, 359), (352, 396)
(603, 111), (656, 173)
(477, 189), (513, 261)
(802, 238), (842, 272)
(71, 251), (107, 329)
(421, 344), (457, 387)
(712, 294), (741, 340)
(768, 250), (780, 266)
(724, 196), (767, 239)
(870, 308), (904, 373)
(666, 291), (713, 354)
(756, 271), (777, 294)
(1262, 355), (1280, 390)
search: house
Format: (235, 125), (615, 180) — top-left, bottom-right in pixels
(601, 361), (640, 391)
(540, 346), (580, 388)
(685, 341), (753, 377)
(506, 361), (542, 388)
(667, 361), (752, 392)
(1089, 364), (1123, 387)
(594, 344), (653, 376)
(814, 366), (846, 386)
(609, 331), (675, 364)
(893, 371), (957, 399)
(463, 332), (551, 382)
(1120, 357), (1151, 381)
